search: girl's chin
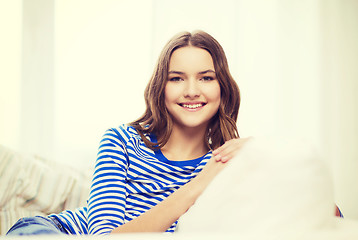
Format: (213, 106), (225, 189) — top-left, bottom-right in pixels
(173, 121), (210, 130)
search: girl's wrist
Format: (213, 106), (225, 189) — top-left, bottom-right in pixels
(191, 159), (226, 194)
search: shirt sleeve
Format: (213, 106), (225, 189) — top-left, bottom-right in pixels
(335, 205), (344, 218)
(87, 128), (129, 235)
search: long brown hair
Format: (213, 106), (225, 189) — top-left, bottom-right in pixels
(130, 30), (240, 150)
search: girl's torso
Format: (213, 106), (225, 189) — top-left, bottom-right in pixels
(50, 124), (211, 235)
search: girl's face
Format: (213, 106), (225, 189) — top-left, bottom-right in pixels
(165, 46), (221, 131)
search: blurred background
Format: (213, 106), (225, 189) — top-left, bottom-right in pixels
(0, 0), (357, 219)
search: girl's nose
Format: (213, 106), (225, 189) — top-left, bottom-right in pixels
(184, 79), (200, 98)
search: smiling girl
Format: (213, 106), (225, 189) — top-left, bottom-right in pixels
(6, 30), (247, 236)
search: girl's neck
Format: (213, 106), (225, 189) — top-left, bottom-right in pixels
(161, 124), (209, 161)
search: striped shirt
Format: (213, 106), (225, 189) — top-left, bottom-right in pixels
(49, 124), (211, 235)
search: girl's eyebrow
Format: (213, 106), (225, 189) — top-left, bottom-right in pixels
(168, 71), (185, 75)
(198, 70), (216, 74)
(168, 70), (216, 75)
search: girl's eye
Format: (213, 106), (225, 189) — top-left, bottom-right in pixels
(169, 77), (183, 82)
(201, 76), (214, 81)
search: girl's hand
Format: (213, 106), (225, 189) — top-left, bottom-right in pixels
(212, 137), (251, 163)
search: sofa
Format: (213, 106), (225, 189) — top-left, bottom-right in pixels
(0, 144), (91, 235)
(1, 139), (358, 240)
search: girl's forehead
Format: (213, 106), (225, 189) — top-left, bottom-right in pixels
(169, 46), (214, 73)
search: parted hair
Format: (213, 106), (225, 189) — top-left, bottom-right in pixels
(130, 30), (240, 150)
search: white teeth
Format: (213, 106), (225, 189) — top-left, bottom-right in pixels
(182, 104), (203, 109)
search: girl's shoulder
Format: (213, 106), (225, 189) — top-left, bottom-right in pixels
(107, 123), (151, 145)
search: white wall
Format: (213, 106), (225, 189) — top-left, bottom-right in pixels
(54, 0), (154, 168)
(0, 0), (357, 219)
(321, 0), (358, 220)
(20, 0), (55, 160)
(0, 0), (22, 151)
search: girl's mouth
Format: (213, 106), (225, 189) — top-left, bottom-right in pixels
(178, 103), (206, 109)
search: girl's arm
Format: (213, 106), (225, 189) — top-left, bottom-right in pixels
(111, 137), (250, 234)
(111, 158), (226, 233)
(87, 128), (129, 235)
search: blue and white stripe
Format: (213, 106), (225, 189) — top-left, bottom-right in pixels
(50, 124), (211, 235)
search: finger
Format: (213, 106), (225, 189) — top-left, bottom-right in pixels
(216, 139), (245, 162)
(212, 145), (225, 155)
(213, 138), (249, 162)
(212, 148), (220, 155)
(212, 139), (233, 155)
(215, 148), (235, 163)
(217, 142), (239, 158)
(220, 155), (230, 163)
(214, 153), (222, 162)
(215, 154), (231, 163)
